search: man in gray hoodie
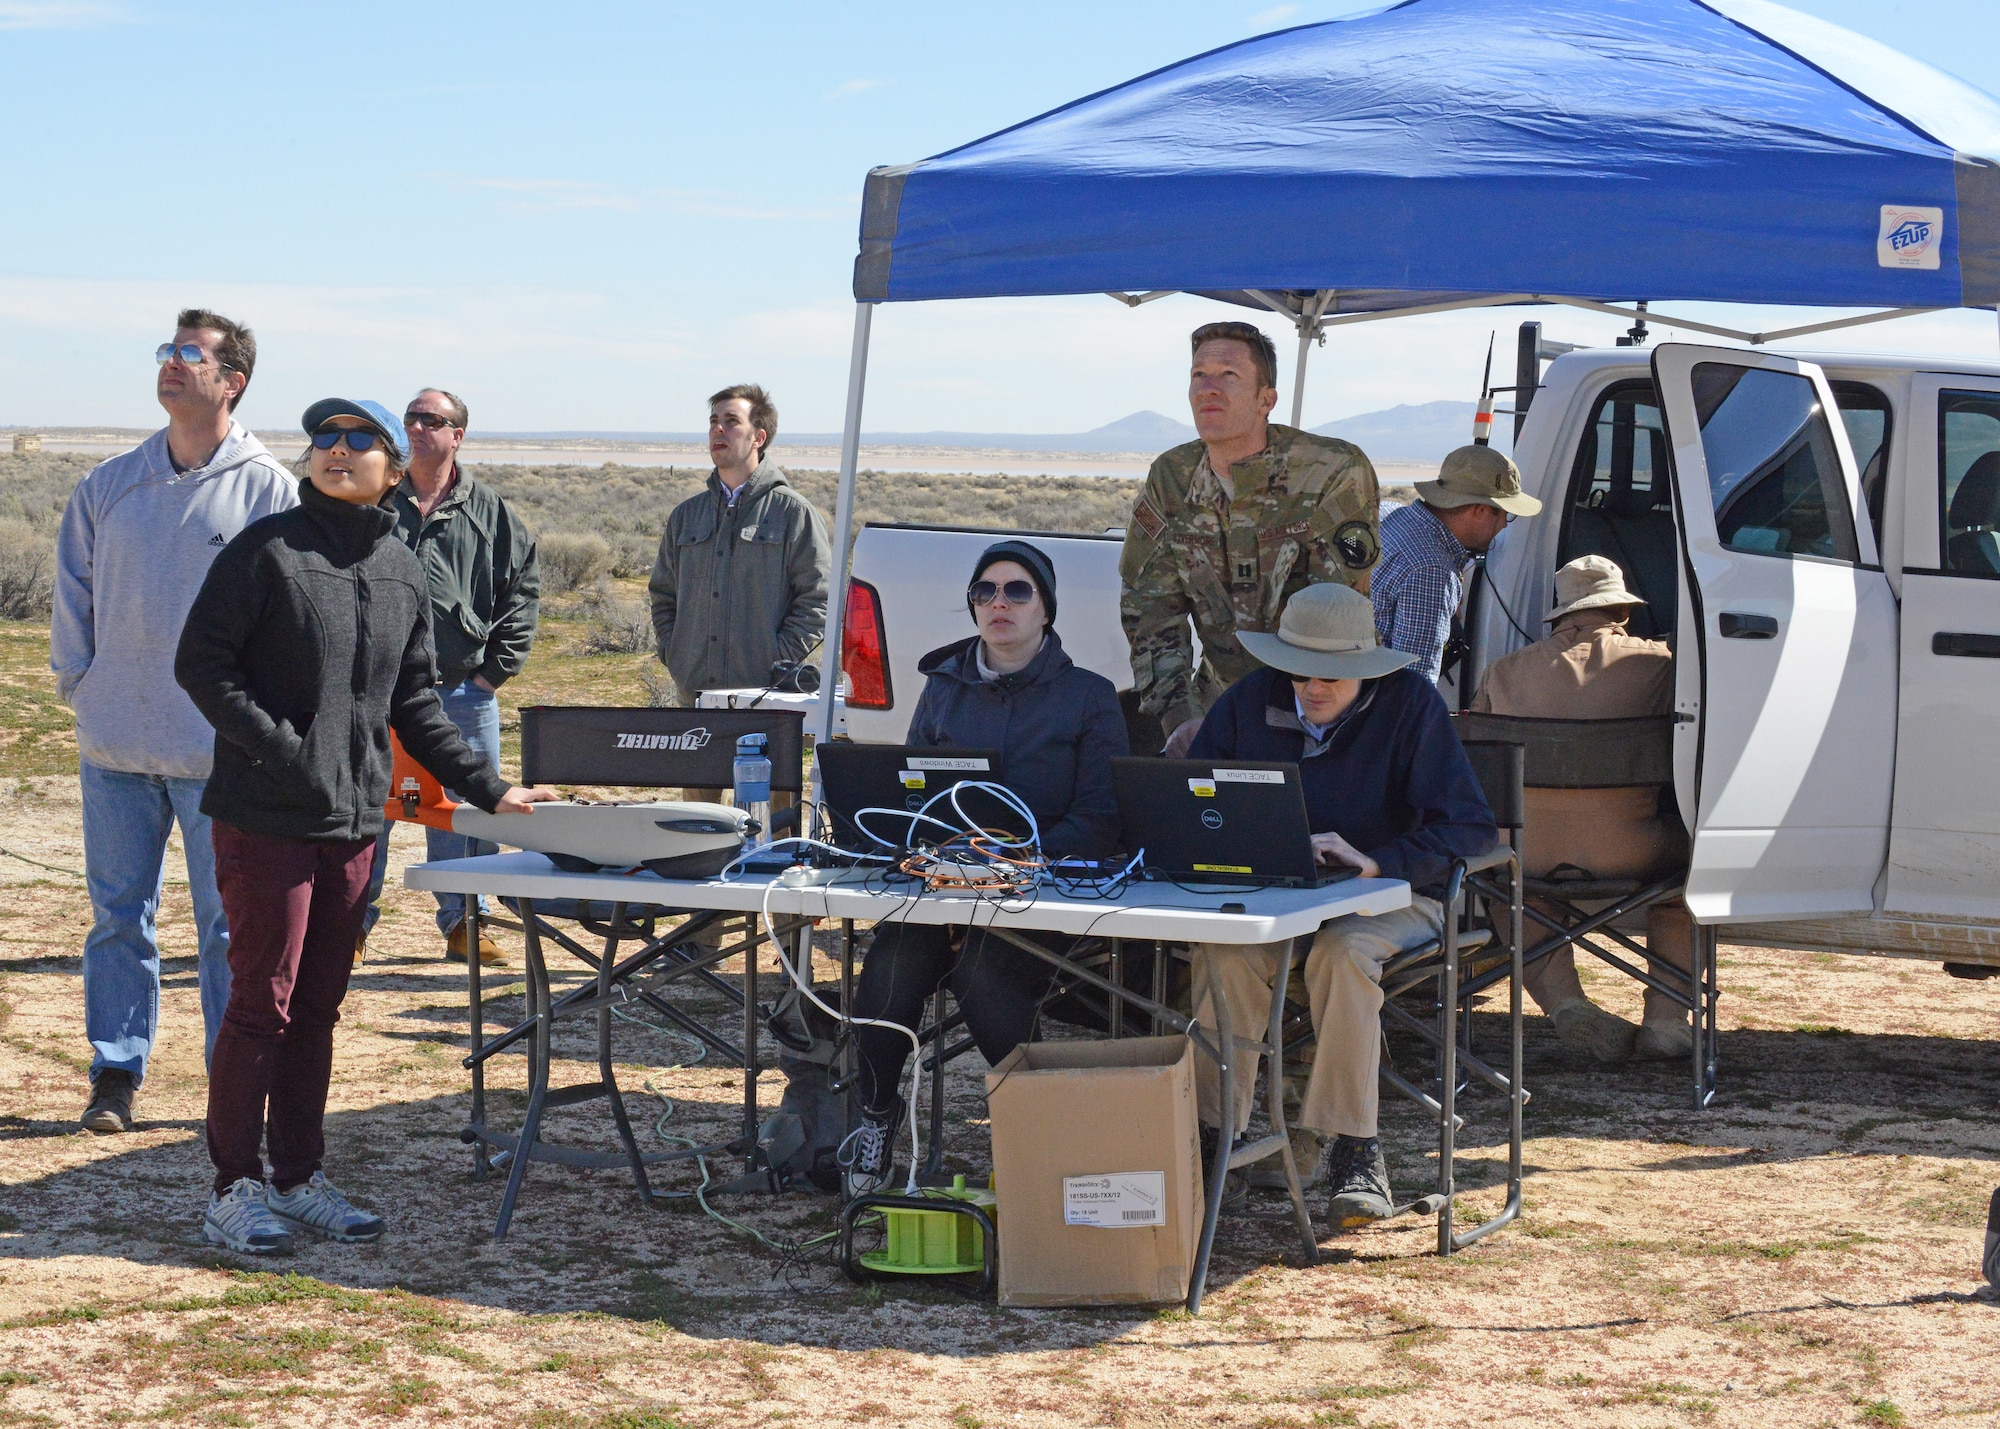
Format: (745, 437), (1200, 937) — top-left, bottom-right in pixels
(51, 309), (299, 1133)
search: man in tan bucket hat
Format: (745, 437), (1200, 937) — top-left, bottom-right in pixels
(1472, 555), (1693, 1063)
(1187, 582), (1497, 1228)
(1373, 444), (1543, 685)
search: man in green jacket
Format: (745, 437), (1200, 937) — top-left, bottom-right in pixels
(649, 385), (831, 699)
(360, 387), (540, 965)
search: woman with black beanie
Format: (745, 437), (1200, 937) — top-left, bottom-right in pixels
(841, 539), (1127, 1193)
(175, 398), (557, 1255)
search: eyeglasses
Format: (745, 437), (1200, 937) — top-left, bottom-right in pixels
(310, 427), (385, 452)
(156, 341), (234, 371)
(968, 579), (1037, 607)
(403, 412), (460, 430)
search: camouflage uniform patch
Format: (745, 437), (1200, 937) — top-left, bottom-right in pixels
(1119, 424), (1380, 734)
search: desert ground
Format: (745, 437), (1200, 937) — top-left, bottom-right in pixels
(0, 461), (1996, 1428)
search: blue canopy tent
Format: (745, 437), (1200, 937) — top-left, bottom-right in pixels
(812, 0), (2000, 733)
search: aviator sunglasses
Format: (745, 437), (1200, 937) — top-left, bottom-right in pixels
(968, 578), (1038, 607)
(310, 427), (386, 452)
(404, 411), (460, 430)
(156, 341), (236, 371)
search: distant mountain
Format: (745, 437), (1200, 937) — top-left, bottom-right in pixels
(478, 403), (1488, 462)
(1312, 401), (1487, 465)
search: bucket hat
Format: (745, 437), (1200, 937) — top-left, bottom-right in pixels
(1416, 444), (1542, 517)
(1544, 554), (1646, 622)
(1236, 583), (1416, 680)
(300, 397), (411, 465)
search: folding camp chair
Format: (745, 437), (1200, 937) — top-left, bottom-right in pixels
(1449, 712), (1718, 1109)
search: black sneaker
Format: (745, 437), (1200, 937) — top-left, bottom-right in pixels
(82, 1070), (136, 1134)
(1325, 1135), (1394, 1229)
(838, 1097), (903, 1196)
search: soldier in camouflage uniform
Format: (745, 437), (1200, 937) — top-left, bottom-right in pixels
(1120, 321), (1381, 749)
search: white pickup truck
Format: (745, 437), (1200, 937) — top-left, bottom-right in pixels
(839, 333), (2000, 971)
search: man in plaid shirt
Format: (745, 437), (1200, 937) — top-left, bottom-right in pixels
(1373, 445), (1543, 684)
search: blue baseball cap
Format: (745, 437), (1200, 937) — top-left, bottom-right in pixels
(301, 397), (410, 464)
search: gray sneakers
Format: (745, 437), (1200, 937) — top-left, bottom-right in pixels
(204, 1178), (294, 1255)
(266, 1172), (385, 1243)
(839, 1098), (903, 1197)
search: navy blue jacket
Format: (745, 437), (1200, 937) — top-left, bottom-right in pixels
(907, 631), (1128, 859)
(1189, 666), (1495, 890)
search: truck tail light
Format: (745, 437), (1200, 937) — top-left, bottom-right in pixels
(842, 578), (892, 710)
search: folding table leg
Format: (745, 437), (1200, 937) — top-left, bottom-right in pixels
(1187, 984), (1233, 1315)
(465, 902), (491, 1179)
(1437, 882), (1463, 1255)
(741, 914), (762, 1175)
(494, 907), (552, 1239)
(599, 901), (656, 1204)
(1265, 939), (1319, 1265)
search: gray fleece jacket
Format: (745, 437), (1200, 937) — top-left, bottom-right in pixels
(51, 423), (300, 778)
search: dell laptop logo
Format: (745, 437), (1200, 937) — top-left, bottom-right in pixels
(1200, 808), (1224, 830)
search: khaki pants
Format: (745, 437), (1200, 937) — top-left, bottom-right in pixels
(1190, 897), (1444, 1140)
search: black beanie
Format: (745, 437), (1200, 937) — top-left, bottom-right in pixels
(969, 539), (1057, 627)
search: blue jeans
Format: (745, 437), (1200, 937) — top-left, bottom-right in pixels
(362, 679), (502, 939)
(80, 761), (231, 1088)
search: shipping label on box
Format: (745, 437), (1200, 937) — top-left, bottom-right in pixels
(1064, 1171), (1166, 1227)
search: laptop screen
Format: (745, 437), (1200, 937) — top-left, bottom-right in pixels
(814, 744), (1025, 849)
(1111, 757), (1348, 888)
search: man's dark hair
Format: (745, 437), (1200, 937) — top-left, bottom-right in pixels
(709, 383), (777, 451)
(1190, 321), (1278, 392)
(176, 308), (255, 411)
(416, 387), (470, 431)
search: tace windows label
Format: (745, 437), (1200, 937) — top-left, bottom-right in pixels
(1878, 206), (1943, 270)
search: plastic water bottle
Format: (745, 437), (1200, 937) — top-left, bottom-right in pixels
(734, 732), (772, 847)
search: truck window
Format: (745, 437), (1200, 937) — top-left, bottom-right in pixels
(1690, 364), (1860, 564)
(1828, 381), (1892, 548)
(1940, 390), (2000, 576)
(1556, 380), (1676, 641)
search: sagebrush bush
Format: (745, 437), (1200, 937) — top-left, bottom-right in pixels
(576, 593), (655, 655)
(0, 519), (56, 620)
(538, 530), (613, 594)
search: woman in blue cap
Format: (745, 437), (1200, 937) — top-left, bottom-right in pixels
(175, 398), (557, 1255)
(841, 539), (1128, 1193)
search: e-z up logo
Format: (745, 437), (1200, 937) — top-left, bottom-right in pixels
(1200, 808), (1224, 830)
(1877, 205), (1943, 271)
(614, 728), (711, 751)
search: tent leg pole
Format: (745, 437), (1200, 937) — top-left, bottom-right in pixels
(813, 302), (874, 743)
(1290, 324), (1312, 429)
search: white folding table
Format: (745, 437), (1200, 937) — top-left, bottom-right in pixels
(408, 851), (1409, 1311)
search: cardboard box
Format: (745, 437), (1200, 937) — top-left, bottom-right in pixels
(986, 1035), (1204, 1307)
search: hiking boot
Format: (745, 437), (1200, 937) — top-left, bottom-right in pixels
(444, 922), (504, 966)
(267, 1172), (384, 1243)
(1632, 1017), (1694, 1062)
(838, 1097), (903, 1197)
(204, 1178), (294, 1256)
(81, 1069), (135, 1134)
(1249, 1126), (1325, 1191)
(1550, 997), (1638, 1064)
(1325, 1135), (1395, 1229)
(1198, 1127), (1252, 1214)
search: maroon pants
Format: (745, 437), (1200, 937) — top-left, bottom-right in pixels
(206, 823), (374, 1195)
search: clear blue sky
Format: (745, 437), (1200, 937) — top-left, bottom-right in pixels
(2, 0), (1997, 435)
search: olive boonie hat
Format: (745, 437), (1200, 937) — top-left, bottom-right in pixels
(1235, 583), (1416, 680)
(300, 397), (411, 464)
(1545, 554), (1646, 622)
(1417, 444), (1542, 517)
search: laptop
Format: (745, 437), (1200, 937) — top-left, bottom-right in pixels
(813, 744), (1027, 850)
(1110, 757), (1357, 889)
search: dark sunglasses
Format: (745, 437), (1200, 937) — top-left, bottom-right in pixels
(968, 579), (1038, 607)
(156, 341), (236, 371)
(403, 412), (459, 430)
(310, 427), (385, 452)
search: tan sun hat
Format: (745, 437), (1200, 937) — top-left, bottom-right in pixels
(1416, 444), (1543, 517)
(1236, 583), (1416, 680)
(1544, 554), (1646, 622)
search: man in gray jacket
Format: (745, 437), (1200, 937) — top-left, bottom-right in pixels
(648, 385), (831, 699)
(51, 308), (299, 1133)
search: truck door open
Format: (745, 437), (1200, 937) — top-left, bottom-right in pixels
(1886, 375), (2000, 919)
(1652, 344), (1898, 922)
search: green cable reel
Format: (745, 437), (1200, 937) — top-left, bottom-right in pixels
(857, 1174), (998, 1276)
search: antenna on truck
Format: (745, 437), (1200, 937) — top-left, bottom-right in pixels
(1471, 331), (1496, 445)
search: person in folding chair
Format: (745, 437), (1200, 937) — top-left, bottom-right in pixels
(843, 540), (1129, 1193)
(1470, 554), (1693, 1064)
(1187, 582), (1496, 1227)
